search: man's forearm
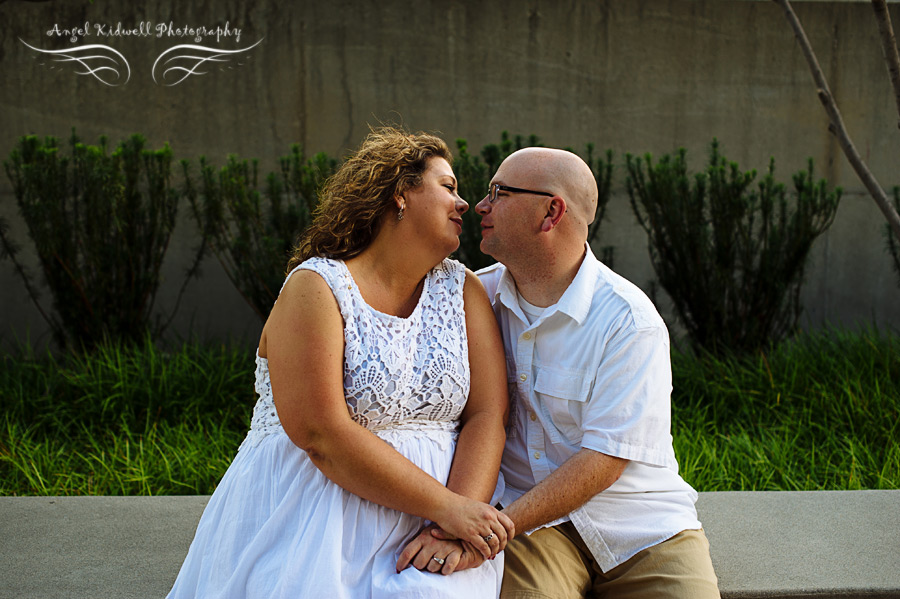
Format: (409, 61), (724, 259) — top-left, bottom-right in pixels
(502, 448), (627, 535)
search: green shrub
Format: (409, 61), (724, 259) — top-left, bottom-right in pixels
(626, 140), (841, 354)
(1, 132), (202, 351)
(183, 146), (336, 321)
(185, 133), (614, 318)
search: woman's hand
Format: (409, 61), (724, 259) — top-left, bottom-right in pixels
(396, 526), (465, 575)
(433, 496), (515, 559)
(396, 525), (487, 575)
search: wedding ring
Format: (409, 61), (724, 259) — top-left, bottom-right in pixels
(483, 533), (494, 542)
(432, 556), (445, 565)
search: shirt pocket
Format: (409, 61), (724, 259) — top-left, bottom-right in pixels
(533, 365), (591, 444)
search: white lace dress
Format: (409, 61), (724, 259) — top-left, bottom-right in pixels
(168, 257), (503, 599)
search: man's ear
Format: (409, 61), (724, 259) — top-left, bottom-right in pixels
(540, 197), (567, 232)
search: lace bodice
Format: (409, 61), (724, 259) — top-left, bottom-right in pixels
(242, 257), (470, 449)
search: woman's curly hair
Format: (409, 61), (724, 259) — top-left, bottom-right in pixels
(287, 127), (452, 270)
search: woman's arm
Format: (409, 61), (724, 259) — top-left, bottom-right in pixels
(396, 269), (511, 572)
(445, 269), (509, 503)
(261, 270), (512, 559)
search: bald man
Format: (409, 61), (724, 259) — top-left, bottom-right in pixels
(473, 148), (719, 598)
(396, 148), (718, 597)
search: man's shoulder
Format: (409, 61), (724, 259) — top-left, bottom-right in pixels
(589, 262), (665, 333)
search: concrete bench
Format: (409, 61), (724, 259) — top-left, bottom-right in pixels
(1, 491), (898, 598)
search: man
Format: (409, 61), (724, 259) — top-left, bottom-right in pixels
(398, 147), (718, 598)
(475, 147), (718, 597)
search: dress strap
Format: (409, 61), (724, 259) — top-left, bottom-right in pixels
(270, 259), (348, 319)
(291, 258), (355, 323)
(277, 257), (344, 293)
(436, 258), (466, 292)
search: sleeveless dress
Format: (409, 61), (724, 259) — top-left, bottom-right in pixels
(168, 257), (503, 599)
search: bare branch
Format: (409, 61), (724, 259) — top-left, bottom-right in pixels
(773, 0), (900, 242)
(0, 221), (55, 330)
(872, 0), (900, 130)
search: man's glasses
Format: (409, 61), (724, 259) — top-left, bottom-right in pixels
(488, 183), (554, 204)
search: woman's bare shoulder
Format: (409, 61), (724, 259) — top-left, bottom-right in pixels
(259, 268), (341, 357)
(463, 267), (491, 306)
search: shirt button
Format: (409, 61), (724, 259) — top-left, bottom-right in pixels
(522, 332), (532, 340)
(534, 452), (541, 459)
(519, 373), (528, 382)
(530, 412), (537, 421)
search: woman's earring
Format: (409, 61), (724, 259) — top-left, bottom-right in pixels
(397, 205), (405, 221)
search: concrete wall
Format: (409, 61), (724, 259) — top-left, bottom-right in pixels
(1, 0), (898, 350)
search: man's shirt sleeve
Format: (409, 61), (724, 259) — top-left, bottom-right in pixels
(579, 323), (678, 470)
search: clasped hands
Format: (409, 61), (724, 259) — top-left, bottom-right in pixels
(396, 501), (515, 576)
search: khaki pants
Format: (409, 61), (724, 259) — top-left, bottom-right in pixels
(501, 523), (720, 599)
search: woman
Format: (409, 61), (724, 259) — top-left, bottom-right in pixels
(168, 127), (512, 598)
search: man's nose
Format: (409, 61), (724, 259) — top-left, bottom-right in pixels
(475, 196), (491, 215)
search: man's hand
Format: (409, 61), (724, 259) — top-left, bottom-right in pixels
(433, 495), (513, 558)
(396, 525), (486, 575)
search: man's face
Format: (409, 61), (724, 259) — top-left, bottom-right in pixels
(474, 154), (551, 263)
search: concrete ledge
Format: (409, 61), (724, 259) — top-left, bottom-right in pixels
(697, 491), (900, 599)
(0, 495), (209, 599)
(0, 491), (898, 598)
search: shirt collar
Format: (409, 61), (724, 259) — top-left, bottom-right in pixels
(551, 244), (600, 325)
(492, 244), (601, 326)
(493, 265), (529, 324)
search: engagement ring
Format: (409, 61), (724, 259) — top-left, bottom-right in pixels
(432, 556), (445, 565)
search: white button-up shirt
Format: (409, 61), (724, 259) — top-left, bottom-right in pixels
(477, 247), (702, 572)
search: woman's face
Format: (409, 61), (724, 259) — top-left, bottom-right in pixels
(402, 157), (469, 255)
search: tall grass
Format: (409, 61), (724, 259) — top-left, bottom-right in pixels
(0, 340), (249, 495)
(1, 329), (897, 495)
(672, 328), (900, 490)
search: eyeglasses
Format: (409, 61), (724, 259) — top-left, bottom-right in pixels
(488, 183), (554, 204)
